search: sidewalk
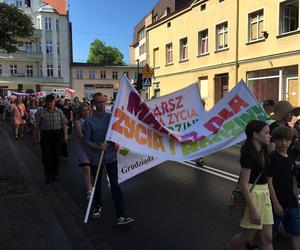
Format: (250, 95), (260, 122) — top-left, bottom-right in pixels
(0, 125), (114, 250)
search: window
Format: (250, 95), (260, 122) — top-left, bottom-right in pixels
(58, 66), (61, 77)
(10, 65), (17, 75)
(139, 43), (146, 56)
(153, 48), (159, 68)
(112, 71), (118, 79)
(199, 77), (209, 99)
(47, 65), (53, 77)
(214, 73), (229, 103)
(138, 28), (145, 41)
(0, 65), (2, 76)
(249, 10), (264, 41)
(198, 29), (208, 55)
(219, 0), (225, 2)
(166, 43), (173, 64)
(124, 72), (129, 78)
(76, 70), (83, 79)
(216, 22), (228, 50)
(24, 0), (31, 7)
(153, 15), (158, 22)
(167, 22), (171, 28)
(100, 71), (106, 79)
(180, 37), (188, 61)
(46, 41), (53, 54)
(165, 7), (171, 16)
(37, 17), (41, 29)
(15, 0), (22, 7)
(280, 0), (299, 34)
(200, 3), (206, 11)
(247, 69), (281, 102)
(26, 65), (33, 77)
(57, 42), (60, 54)
(40, 65), (43, 77)
(25, 42), (32, 52)
(56, 19), (59, 31)
(45, 17), (52, 30)
(89, 70), (95, 79)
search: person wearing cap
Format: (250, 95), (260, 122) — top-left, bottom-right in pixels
(269, 100), (300, 153)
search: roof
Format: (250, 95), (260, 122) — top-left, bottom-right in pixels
(130, 0), (192, 47)
(42, 0), (68, 15)
(130, 18), (146, 47)
(71, 62), (137, 68)
(147, 0), (194, 29)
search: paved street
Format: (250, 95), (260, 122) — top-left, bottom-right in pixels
(0, 122), (289, 250)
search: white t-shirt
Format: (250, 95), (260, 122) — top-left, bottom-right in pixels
(30, 108), (38, 124)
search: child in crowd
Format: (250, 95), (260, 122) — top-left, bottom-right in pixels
(226, 120), (273, 250)
(268, 126), (300, 250)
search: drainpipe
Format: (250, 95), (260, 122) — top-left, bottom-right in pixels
(235, 0), (240, 85)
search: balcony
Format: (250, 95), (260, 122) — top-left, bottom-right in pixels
(0, 74), (64, 84)
(0, 50), (43, 61)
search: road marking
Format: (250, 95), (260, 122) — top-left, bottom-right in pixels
(179, 161), (238, 183)
(185, 161), (239, 179)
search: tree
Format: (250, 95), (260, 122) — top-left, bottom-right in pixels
(0, 3), (34, 53)
(87, 39), (124, 64)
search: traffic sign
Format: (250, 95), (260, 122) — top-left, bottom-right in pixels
(143, 78), (152, 87)
(142, 64), (153, 79)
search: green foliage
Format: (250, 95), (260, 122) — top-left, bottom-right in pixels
(0, 3), (34, 53)
(87, 39), (124, 64)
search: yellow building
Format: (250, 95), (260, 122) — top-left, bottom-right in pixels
(71, 63), (137, 101)
(147, 0), (300, 109)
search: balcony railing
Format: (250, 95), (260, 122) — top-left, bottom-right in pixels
(0, 50), (43, 61)
(0, 74), (63, 84)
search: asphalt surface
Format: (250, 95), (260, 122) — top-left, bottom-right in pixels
(15, 128), (290, 250)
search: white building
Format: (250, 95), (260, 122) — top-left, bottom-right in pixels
(0, 0), (71, 95)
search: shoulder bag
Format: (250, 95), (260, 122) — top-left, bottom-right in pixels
(227, 171), (263, 219)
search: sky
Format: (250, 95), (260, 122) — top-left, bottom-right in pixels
(69, 0), (158, 64)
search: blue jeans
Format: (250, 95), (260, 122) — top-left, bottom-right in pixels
(92, 161), (125, 218)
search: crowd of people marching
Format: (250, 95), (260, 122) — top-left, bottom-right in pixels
(1, 93), (300, 248)
(0, 93), (133, 226)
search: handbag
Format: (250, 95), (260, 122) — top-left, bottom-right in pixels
(227, 171), (263, 219)
(16, 104), (26, 120)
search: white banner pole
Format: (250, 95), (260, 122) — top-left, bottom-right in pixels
(84, 141), (106, 224)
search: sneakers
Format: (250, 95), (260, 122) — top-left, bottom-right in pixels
(92, 206), (102, 218)
(116, 216), (134, 226)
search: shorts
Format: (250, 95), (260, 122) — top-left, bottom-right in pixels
(274, 208), (300, 236)
(240, 184), (274, 230)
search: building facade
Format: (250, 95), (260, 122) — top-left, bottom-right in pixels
(130, 0), (191, 67)
(0, 0), (71, 96)
(71, 63), (138, 101)
(147, 0), (300, 109)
